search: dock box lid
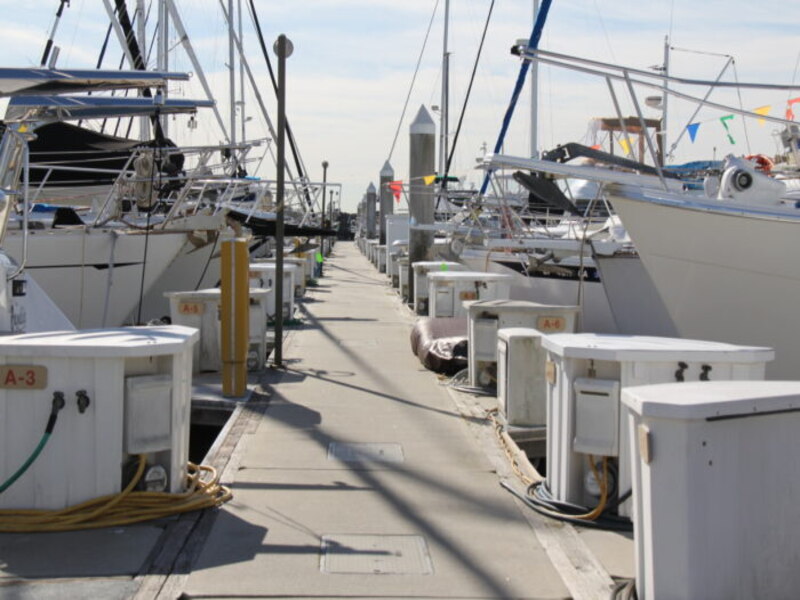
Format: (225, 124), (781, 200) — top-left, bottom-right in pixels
(541, 333), (773, 363)
(622, 380), (800, 420)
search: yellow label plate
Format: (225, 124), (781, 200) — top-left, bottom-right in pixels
(178, 301), (205, 316)
(537, 316), (567, 333)
(545, 360), (556, 385)
(0, 365), (47, 390)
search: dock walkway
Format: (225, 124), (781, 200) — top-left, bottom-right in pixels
(0, 241), (630, 600)
(181, 242), (584, 599)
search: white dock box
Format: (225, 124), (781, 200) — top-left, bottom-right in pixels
(468, 300), (578, 390)
(248, 263), (297, 320)
(398, 257), (410, 301)
(375, 245), (387, 273)
(385, 214), (409, 250)
(496, 328), (548, 429)
(623, 381), (800, 600)
(366, 239), (378, 263)
(166, 288), (269, 373)
(253, 257), (308, 296)
(411, 261), (466, 315)
(542, 333), (773, 516)
(427, 271), (512, 319)
(0, 326), (197, 510)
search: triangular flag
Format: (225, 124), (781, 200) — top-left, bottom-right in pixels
(315, 252), (324, 264)
(618, 137), (632, 155)
(786, 97), (800, 121)
(753, 105), (771, 126)
(590, 144), (602, 150)
(388, 180), (403, 202)
(439, 263), (449, 271)
(720, 115), (736, 144)
(423, 174), (436, 185)
(686, 122), (700, 143)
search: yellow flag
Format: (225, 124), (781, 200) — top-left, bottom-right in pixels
(754, 105), (771, 126)
(423, 174), (436, 185)
(619, 137), (632, 155)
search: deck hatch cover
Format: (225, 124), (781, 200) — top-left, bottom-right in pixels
(327, 442), (404, 463)
(320, 534), (433, 575)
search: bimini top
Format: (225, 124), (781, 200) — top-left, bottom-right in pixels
(0, 67), (189, 97)
(6, 95), (214, 122)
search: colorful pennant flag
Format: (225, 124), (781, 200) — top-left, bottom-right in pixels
(786, 98), (800, 120)
(439, 263), (449, 271)
(618, 137), (632, 155)
(388, 180), (403, 202)
(720, 115), (736, 144)
(686, 123), (700, 143)
(315, 252), (324, 264)
(590, 144), (602, 150)
(423, 174), (437, 185)
(753, 105), (771, 126)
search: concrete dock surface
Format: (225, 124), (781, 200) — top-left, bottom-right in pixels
(0, 241), (633, 599)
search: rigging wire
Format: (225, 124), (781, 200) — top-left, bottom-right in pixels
(591, 0), (616, 65)
(729, 60), (752, 153)
(386, 0), (440, 164)
(245, 0), (314, 209)
(441, 0), (495, 189)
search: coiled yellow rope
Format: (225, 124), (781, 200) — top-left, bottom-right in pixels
(0, 455), (232, 532)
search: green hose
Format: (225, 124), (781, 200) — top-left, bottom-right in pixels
(0, 391), (64, 494)
(0, 432), (52, 494)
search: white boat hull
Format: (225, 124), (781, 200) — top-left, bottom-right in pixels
(459, 249), (617, 333)
(609, 184), (800, 378)
(133, 233), (223, 323)
(3, 227), (187, 328)
(594, 252), (678, 337)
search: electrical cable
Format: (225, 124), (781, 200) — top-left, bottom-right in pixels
(0, 393), (65, 495)
(246, 0), (313, 210)
(440, 0), (495, 189)
(135, 145), (157, 325)
(194, 232), (220, 291)
(0, 454), (231, 533)
(502, 480), (632, 532)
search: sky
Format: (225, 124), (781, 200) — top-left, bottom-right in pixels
(2, 0), (800, 212)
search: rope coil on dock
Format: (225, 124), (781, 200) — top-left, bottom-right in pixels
(0, 455), (231, 533)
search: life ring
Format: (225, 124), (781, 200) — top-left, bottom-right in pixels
(744, 154), (774, 174)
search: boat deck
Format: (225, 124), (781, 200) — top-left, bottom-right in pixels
(0, 241), (633, 599)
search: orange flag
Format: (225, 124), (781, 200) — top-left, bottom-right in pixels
(388, 181), (403, 202)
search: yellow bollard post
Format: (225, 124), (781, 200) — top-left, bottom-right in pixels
(221, 238), (249, 397)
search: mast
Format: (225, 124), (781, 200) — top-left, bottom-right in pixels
(158, 0), (169, 137)
(228, 0), (236, 155)
(530, 0), (539, 158)
(238, 0), (246, 144)
(40, 0), (70, 67)
(661, 35), (669, 166)
(439, 0), (450, 180)
(136, 0), (148, 141)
